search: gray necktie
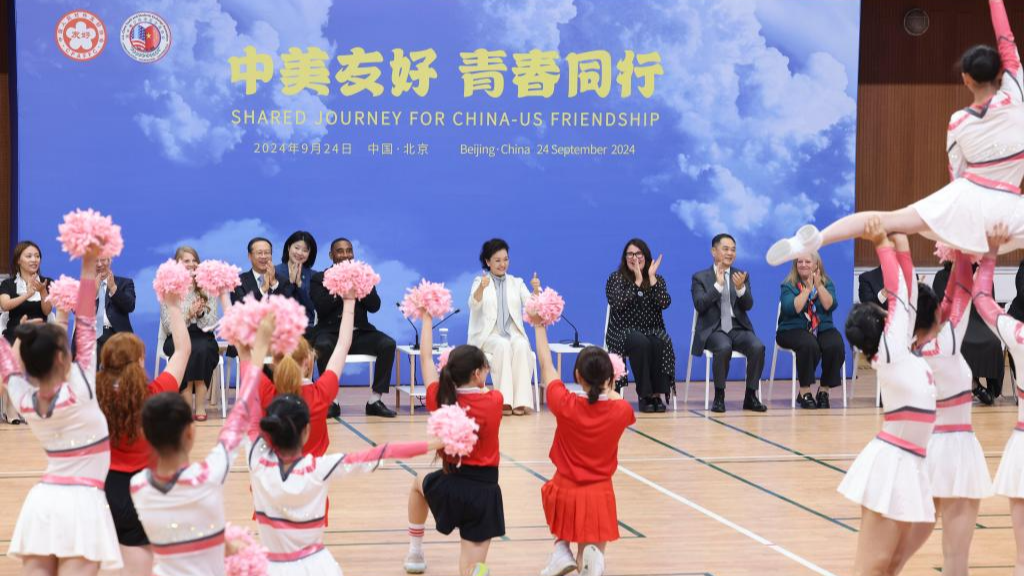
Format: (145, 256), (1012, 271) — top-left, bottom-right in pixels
(720, 272), (732, 333)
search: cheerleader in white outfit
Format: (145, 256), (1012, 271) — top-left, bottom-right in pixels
(919, 252), (992, 576)
(838, 220), (938, 576)
(249, 395), (440, 576)
(0, 248), (122, 575)
(971, 223), (1024, 576)
(767, 0), (1024, 266)
(128, 316), (271, 576)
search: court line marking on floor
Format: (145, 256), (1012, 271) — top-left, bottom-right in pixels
(333, 416), (417, 476)
(627, 426), (857, 532)
(689, 409), (848, 474)
(619, 465), (839, 576)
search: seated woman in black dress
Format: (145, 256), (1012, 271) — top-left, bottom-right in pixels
(0, 241), (52, 344)
(604, 238), (674, 413)
(161, 246), (222, 421)
(775, 252), (845, 409)
(0, 241), (52, 424)
(934, 255), (1003, 404)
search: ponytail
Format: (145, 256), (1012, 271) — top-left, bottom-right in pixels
(97, 333), (149, 445)
(437, 366), (458, 406)
(272, 355), (303, 397)
(260, 394), (310, 452)
(573, 346), (614, 404)
(434, 345), (489, 407)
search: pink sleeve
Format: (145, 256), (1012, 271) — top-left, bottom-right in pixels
(217, 362), (263, 453)
(972, 256), (1004, 327)
(342, 441), (430, 464)
(949, 253), (975, 327)
(0, 338), (22, 385)
(992, 0), (1021, 74)
(74, 279), (98, 375)
(895, 251), (914, 297)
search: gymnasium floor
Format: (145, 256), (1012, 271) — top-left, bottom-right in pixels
(0, 374), (1018, 576)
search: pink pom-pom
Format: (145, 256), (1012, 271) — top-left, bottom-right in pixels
(933, 242), (981, 265)
(224, 523), (268, 576)
(523, 288), (565, 327)
(152, 259), (192, 303)
(609, 352), (627, 381)
(46, 275), (80, 313)
(400, 280), (453, 320)
(195, 260), (242, 296)
(323, 260), (380, 300)
(427, 404), (480, 461)
(436, 347), (452, 372)
(218, 294), (307, 356)
(57, 208), (124, 259)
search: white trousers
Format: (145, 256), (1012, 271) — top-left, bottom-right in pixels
(481, 330), (533, 409)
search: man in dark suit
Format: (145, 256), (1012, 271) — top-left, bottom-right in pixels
(311, 237), (397, 418)
(231, 237), (297, 303)
(690, 233), (766, 413)
(858, 266), (885, 308)
(95, 256), (135, 357)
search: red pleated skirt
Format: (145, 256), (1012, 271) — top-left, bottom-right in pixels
(541, 473), (619, 543)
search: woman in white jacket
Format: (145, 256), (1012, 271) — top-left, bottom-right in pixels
(468, 238), (540, 415)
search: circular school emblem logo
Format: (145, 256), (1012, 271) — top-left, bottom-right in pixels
(120, 12), (171, 63)
(55, 10), (107, 61)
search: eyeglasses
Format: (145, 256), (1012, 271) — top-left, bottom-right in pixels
(626, 252), (644, 259)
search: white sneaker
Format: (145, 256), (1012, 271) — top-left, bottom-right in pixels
(766, 224), (822, 266)
(404, 550), (426, 574)
(579, 545), (605, 576)
(540, 543), (577, 576)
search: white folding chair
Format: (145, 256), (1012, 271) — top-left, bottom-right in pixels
(768, 303), (848, 408)
(156, 321), (227, 417)
(684, 308), (760, 410)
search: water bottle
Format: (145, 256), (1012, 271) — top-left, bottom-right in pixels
(438, 327), (449, 349)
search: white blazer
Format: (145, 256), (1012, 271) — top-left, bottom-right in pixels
(467, 273), (532, 346)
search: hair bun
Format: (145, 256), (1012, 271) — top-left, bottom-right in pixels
(259, 414), (282, 434)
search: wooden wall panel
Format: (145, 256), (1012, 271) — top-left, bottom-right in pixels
(855, 0), (1024, 266)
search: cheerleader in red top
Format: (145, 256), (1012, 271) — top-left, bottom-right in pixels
(246, 394), (441, 576)
(767, 0), (1024, 266)
(918, 251), (992, 576)
(838, 220), (940, 576)
(128, 315), (270, 576)
(970, 223), (1024, 575)
(530, 315), (635, 576)
(96, 289), (192, 576)
(0, 248), (122, 575)
(404, 312), (503, 576)
(257, 295), (359, 458)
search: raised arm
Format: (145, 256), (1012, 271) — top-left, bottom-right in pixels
(74, 250), (100, 377)
(161, 293), (192, 385)
(991, 0), (1024, 100)
(531, 320), (558, 386)
(419, 313), (439, 385)
(317, 438), (441, 481)
(974, 225), (1012, 330)
(940, 253), (974, 327)
(323, 296), (357, 376)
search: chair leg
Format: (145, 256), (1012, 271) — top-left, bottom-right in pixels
(672, 382), (677, 412)
(684, 354), (693, 405)
(791, 354), (797, 408)
(841, 361), (848, 408)
(220, 358), (227, 418)
(768, 345), (778, 403)
(532, 355), (540, 413)
(704, 357), (711, 411)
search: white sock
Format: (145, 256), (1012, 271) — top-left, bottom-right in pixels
(369, 393), (383, 404)
(408, 523), (425, 553)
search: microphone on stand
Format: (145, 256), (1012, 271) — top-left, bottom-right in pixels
(395, 302), (420, 350)
(560, 313), (583, 348)
(431, 309), (462, 349)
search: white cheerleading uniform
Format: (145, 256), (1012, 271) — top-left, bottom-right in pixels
(912, 0), (1024, 255)
(973, 256), (1024, 498)
(247, 438), (430, 575)
(838, 247), (937, 523)
(920, 257), (992, 499)
(129, 363), (262, 576)
(0, 279), (123, 569)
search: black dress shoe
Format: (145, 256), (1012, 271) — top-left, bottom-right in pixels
(711, 396), (726, 413)
(815, 390), (830, 409)
(366, 400), (397, 418)
(639, 397), (656, 413)
(743, 392), (767, 412)
(797, 393), (817, 409)
(327, 403), (341, 419)
(653, 396), (667, 413)
(974, 385), (994, 406)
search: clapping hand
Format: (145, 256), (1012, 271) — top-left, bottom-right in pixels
(731, 271), (747, 290)
(648, 254), (663, 285)
(530, 272), (541, 294)
(479, 271), (491, 290)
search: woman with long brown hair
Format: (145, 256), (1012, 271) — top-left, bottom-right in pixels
(97, 291), (190, 576)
